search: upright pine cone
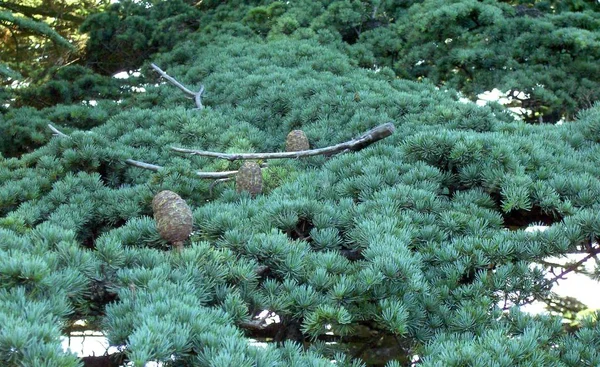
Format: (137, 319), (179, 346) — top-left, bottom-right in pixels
(152, 190), (193, 251)
(236, 161), (262, 196)
(285, 130), (309, 152)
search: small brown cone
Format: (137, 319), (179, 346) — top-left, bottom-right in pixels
(152, 190), (193, 250)
(285, 130), (310, 152)
(236, 162), (262, 196)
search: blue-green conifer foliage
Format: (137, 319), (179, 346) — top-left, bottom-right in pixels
(1, 1), (600, 366)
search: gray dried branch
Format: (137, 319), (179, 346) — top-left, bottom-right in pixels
(125, 159), (238, 179)
(48, 124), (69, 138)
(150, 63), (204, 109)
(47, 125), (241, 180)
(171, 122), (395, 161)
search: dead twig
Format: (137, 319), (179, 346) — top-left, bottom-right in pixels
(239, 311), (274, 331)
(47, 125), (244, 180)
(171, 122), (395, 161)
(546, 246), (600, 285)
(209, 177), (232, 195)
(150, 63), (204, 109)
(48, 124), (69, 138)
(125, 159), (238, 179)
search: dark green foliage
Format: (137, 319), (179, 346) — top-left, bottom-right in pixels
(80, 0), (202, 75)
(504, 0), (600, 13)
(378, 2), (600, 122)
(0, 5), (74, 81)
(2, 1), (600, 366)
(14, 65), (124, 108)
(211, 0), (600, 123)
(244, 2), (287, 35)
(0, 0), (112, 111)
(0, 100), (121, 157)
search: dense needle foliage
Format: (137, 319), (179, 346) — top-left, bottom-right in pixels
(1, 0), (600, 366)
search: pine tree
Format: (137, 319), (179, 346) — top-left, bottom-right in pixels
(1, 1), (600, 366)
(0, 0), (111, 101)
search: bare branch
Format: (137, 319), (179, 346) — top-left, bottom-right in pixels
(538, 260), (567, 269)
(238, 311), (275, 331)
(150, 63), (204, 109)
(150, 63), (195, 97)
(48, 124), (69, 138)
(125, 159), (238, 179)
(47, 125), (239, 179)
(171, 122), (396, 161)
(238, 320), (268, 331)
(123, 158), (160, 172)
(546, 247), (600, 285)
(209, 177), (231, 195)
(195, 85), (205, 109)
(48, 120), (390, 187)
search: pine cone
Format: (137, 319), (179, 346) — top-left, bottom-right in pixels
(285, 130), (310, 152)
(152, 190), (193, 250)
(236, 162), (263, 196)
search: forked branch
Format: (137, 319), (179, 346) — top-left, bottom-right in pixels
(545, 246), (600, 285)
(150, 63), (204, 109)
(171, 122), (395, 161)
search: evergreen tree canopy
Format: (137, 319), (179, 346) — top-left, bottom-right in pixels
(190, 0), (600, 123)
(0, 0), (110, 84)
(1, 1), (600, 366)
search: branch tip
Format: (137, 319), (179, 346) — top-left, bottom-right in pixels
(48, 124), (69, 138)
(150, 63), (204, 109)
